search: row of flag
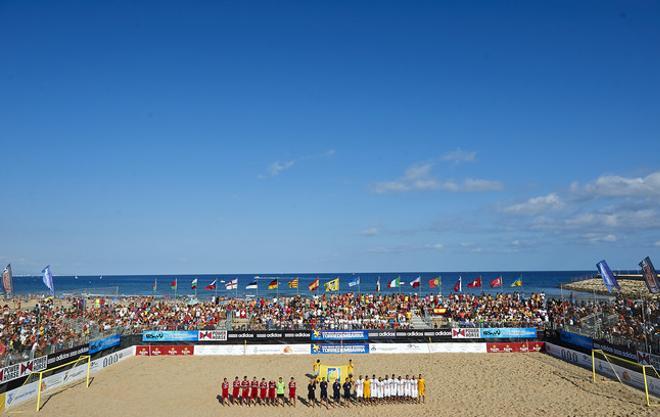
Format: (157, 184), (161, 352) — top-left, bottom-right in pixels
(451, 275), (523, 292)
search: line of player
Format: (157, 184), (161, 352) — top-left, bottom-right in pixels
(219, 376), (298, 407)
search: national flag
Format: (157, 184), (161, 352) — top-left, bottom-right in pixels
(511, 277), (523, 287)
(453, 276), (462, 292)
(639, 256), (659, 294)
(41, 265), (55, 293)
(467, 276), (482, 289)
(376, 277), (381, 292)
(596, 260), (620, 293)
(324, 278), (339, 292)
(268, 279), (279, 290)
(170, 279), (177, 290)
(288, 278), (299, 289)
(152, 278), (157, 292)
(2, 264), (13, 297)
(348, 277), (360, 287)
(490, 276), (503, 288)
(245, 281), (258, 290)
(428, 277), (440, 289)
(225, 279), (238, 290)
(205, 280), (217, 290)
(191, 278), (198, 289)
(308, 278), (320, 292)
(388, 277), (401, 288)
(410, 276), (421, 288)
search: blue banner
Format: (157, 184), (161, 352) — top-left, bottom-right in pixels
(89, 334), (121, 354)
(142, 330), (199, 342)
(559, 330), (593, 350)
(597, 260), (620, 292)
(311, 330), (369, 341)
(311, 343), (370, 354)
(479, 328), (537, 339)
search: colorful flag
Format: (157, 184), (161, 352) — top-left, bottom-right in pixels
(205, 280), (217, 290)
(2, 264), (13, 297)
(596, 260), (620, 293)
(325, 278), (339, 292)
(467, 276), (482, 289)
(511, 277), (523, 287)
(288, 278), (299, 289)
(348, 277), (360, 287)
(376, 277), (381, 292)
(246, 281), (258, 290)
(388, 277), (401, 288)
(308, 278), (320, 292)
(191, 278), (198, 289)
(225, 279), (238, 290)
(453, 276), (462, 292)
(42, 265), (55, 294)
(268, 279), (279, 290)
(490, 276), (503, 288)
(170, 279), (177, 290)
(410, 276), (421, 288)
(639, 256), (659, 294)
(428, 277), (440, 289)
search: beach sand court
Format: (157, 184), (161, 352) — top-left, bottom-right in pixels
(12, 352), (656, 417)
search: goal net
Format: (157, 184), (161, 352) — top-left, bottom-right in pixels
(591, 349), (659, 407)
(22, 355), (92, 412)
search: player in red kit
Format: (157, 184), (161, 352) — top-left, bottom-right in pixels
(241, 376), (250, 405)
(288, 377), (297, 407)
(232, 376), (240, 404)
(250, 377), (259, 406)
(259, 378), (268, 404)
(268, 379), (276, 404)
(220, 377), (229, 405)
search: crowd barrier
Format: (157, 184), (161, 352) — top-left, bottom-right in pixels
(545, 342), (660, 398)
(1, 346), (136, 411)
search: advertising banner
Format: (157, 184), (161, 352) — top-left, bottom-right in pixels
(137, 345), (194, 356)
(639, 256), (659, 294)
(47, 345), (90, 366)
(4, 381), (38, 409)
(486, 342), (544, 353)
(0, 355), (48, 384)
(142, 330), (198, 342)
(592, 340), (637, 361)
(311, 330), (369, 341)
(227, 331), (309, 341)
(311, 343), (369, 354)
(193, 345), (246, 356)
(427, 342), (487, 353)
(369, 343), (430, 354)
(559, 330), (593, 351)
(451, 328), (480, 339)
(479, 328), (537, 339)
(198, 330), (228, 341)
(245, 344), (308, 355)
(89, 334), (121, 354)
(637, 351), (660, 369)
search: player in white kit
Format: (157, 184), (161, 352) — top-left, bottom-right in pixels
(411, 375), (418, 400)
(396, 376), (404, 401)
(383, 375), (390, 400)
(377, 377), (384, 402)
(355, 375), (364, 401)
(404, 374), (412, 399)
(370, 375), (377, 404)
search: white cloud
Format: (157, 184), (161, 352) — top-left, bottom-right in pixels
(260, 149), (335, 178)
(583, 233), (617, 243)
(267, 160), (295, 177)
(367, 242), (444, 254)
(503, 193), (564, 215)
(441, 148), (477, 163)
(573, 172), (660, 197)
(655, 241), (660, 247)
(360, 227), (379, 237)
(372, 163), (501, 194)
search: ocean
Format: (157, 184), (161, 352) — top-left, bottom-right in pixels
(5, 271), (597, 300)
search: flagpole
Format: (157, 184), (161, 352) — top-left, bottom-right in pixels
(175, 278), (178, 300)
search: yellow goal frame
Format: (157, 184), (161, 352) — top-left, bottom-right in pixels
(28, 354), (92, 412)
(591, 349), (659, 407)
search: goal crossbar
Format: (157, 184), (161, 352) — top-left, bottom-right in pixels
(591, 349), (659, 407)
(29, 354), (92, 412)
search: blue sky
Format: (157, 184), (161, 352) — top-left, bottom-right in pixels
(1, 1), (659, 275)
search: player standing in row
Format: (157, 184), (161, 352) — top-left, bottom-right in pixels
(289, 377), (297, 407)
(250, 376), (259, 406)
(220, 377), (229, 405)
(259, 378), (268, 405)
(241, 376), (250, 405)
(232, 376), (240, 404)
(355, 375), (364, 401)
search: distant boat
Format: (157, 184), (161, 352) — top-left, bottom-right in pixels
(74, 276), (79, 280)
(99, 275), (103, 280)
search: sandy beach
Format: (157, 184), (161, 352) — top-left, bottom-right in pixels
(563, 278), (658, 299)
(12, 353), (656, 417)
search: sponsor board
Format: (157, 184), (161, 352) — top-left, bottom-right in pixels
(0, 355), (48, 384)
(311, 330), (368, 341)
(47, 345), (90, 366)
(142, 330), (198, 342)
(559, 330), (593, 350)
(311, 343), (369, 354)
(194, 345), (246, 356)
(4, 381), (38, 409)
(479, 328), (537, 339)
(90, 346), (135, 372)
(451, 328), (480, 339)
(198, 330), (228, 341)
(40, 364), (88, 394)
(592, 341), (637, 361)
(136, 345), (194, 356)
(637, 351), (660, 369)
(245, 344), (308, 355)
(427, 342), (487, 353)
(545, 342), (660, 398)
(369, 343), (430, 354)
(227, 331), (309, 340)
(486, 342), (544, 353)
(89, 334), (121, 354)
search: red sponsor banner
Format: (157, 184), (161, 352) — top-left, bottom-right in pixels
(486, 341), (544, 353)
(135, 345), (194, 356)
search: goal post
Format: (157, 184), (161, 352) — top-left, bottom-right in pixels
(591, 349), (659, 407)
(23, 354), (92, 412)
